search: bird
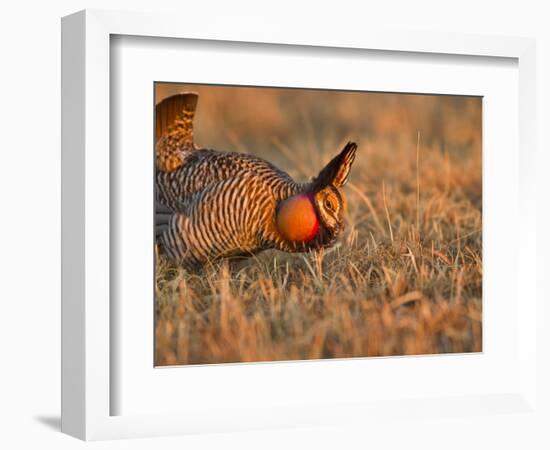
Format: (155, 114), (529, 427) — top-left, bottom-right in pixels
(155, 92), (357, 270)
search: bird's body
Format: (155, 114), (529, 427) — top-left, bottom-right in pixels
(155, 93), (357, 269)
(157, 149), (303, 265)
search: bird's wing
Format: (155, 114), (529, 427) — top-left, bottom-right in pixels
(156, 175), (269, 266)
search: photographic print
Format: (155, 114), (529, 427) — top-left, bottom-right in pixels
(154, 83), (482, 366)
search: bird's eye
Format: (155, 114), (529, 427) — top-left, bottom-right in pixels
(324, 199), (333, 211)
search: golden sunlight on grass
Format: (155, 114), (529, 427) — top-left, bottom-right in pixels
(154, 84), (482, 365)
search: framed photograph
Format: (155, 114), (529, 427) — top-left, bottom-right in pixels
(61, 9), (538, 441)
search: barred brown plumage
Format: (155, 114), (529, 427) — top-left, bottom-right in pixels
(155, 92), (358, 269)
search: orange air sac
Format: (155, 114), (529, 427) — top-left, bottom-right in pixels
(276, 194), (320, 243)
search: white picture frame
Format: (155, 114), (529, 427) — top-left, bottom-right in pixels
(61, 9), (538, 441)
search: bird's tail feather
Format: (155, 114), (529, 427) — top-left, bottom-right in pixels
(155, 92), (199, 172)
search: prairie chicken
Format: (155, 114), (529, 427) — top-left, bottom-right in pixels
(155, 92), (357, 269)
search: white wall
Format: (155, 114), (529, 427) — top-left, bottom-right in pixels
(0, 1), (547, 449)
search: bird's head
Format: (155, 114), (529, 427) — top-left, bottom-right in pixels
(275, 142), (357, 250)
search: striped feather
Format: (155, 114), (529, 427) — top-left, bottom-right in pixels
(155, 93), (199, 172)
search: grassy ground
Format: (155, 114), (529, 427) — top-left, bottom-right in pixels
(154, 84), (482, 365)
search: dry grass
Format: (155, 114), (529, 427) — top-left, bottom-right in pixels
(154, 84), (482, 366)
